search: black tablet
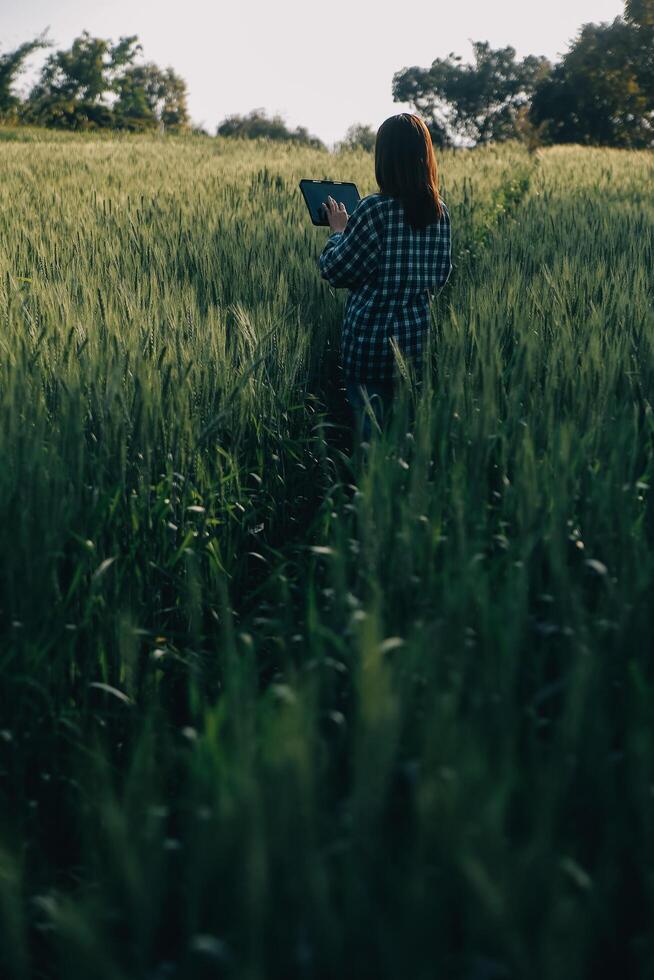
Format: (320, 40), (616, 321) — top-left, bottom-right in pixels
(300, 179), (361, 226)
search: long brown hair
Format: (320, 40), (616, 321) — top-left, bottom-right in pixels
(374, 113), (444, 230)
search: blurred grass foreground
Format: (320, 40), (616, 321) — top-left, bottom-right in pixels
(0, 130), (653, 979)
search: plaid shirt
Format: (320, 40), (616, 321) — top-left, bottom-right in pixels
(319, 193), (452, 382)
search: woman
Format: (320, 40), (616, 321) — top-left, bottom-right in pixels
(318, 113), (452, 442)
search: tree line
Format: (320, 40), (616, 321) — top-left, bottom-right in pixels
(393, 0), (653, 150)
(0, 31), (190, 131)
(1, 1), (652, 147)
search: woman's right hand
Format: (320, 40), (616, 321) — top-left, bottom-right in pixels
(324, 195), (349, 233)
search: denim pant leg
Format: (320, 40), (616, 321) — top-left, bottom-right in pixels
(346, 381), (393, 442)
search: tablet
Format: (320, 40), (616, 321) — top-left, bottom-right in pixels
(300, 179), (361, 226)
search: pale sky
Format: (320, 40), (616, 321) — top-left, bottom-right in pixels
(1, 0), (626, 146)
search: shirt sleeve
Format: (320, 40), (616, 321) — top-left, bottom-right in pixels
(318, 199), (380, 289)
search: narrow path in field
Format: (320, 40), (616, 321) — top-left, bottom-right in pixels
(230, 160), (539, 644)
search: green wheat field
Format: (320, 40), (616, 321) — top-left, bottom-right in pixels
(1, 129), (653, 979)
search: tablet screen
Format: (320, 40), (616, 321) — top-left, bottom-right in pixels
(300, 179), (361, 226)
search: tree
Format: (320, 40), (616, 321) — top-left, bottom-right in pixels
(158, 68), (189, 130)
(113, 63), (189, 131)
(0, 34), (49, 119)
(26, 31), (142, 129)
(625, 0), (654, 101)
(336, 123), (376, 152)
(530, 15), (653, 147)
(217, 109), (324, 148)
(23, 31), (189, 132)
(112, 63), (160, 130)
(392, 42), (550, 146)
(626, 0), (654, 26)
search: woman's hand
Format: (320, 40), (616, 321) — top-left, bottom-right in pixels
(324, 195), (348, 233)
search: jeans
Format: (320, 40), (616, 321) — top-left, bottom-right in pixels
(345, 379), (395, 443)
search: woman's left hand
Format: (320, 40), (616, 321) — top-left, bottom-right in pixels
(324, 195), (348, 233)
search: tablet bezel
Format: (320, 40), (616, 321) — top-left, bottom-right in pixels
(299, 179), (361, 227)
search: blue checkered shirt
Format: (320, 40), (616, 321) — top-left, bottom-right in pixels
(319, 193), (452, 382)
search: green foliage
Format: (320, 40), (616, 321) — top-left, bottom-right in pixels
(336, 122), (377, 152)
(113, 63), (190, 131)
(625, 0), (654, 101)
(217, 107), (325, 148)
(392, 41), (551, 146)
(112, 62), (161, 130)
(626, 0), (654, 27)
(23, 31), (189, 132)
(530, 16), (654, 147)
(0, 33), (49, 119)
(157, 67), (190, 130)
(0, 133), (653, 977)
(393, 2), (654, 149)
